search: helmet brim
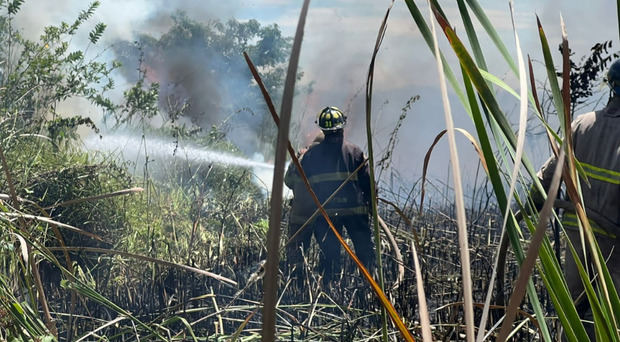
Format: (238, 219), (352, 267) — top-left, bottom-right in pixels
(320, 125), (345, 131)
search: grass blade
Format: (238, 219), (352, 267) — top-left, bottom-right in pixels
(428, 2), (474, 340)
(411, 238), (432, 341)
(261, 0), (310, 339)
(456, 0), (487, 70)
(464, 0), (518, 74)
(497, 148), (565, 341)
(403, 0), (471, 116)
(366, 3), (395, 340)
(420, 128), (488, 213)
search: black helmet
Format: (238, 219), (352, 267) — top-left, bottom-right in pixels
(606, 59), (620, 96)
(316, 106), (346, 131)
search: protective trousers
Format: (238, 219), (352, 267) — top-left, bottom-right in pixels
(313, 214), (374, 283)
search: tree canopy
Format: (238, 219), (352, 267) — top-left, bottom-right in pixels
(113, 13), (294, 155)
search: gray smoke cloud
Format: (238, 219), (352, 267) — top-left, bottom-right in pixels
(11, 0), (617, 190)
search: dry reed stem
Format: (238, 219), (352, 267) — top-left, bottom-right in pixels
(2, 212), (104, 241)
(410, 239), (432, 341)
(42, 187), (144, 209)
(376, 215), (404, 288)
(428, 3), (475, 341)
(420, 128), (488, 215)
(261, 0), (310, 339)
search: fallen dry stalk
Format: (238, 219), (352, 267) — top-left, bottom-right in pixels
(42, 187), (144, 210)
(47, 247), (237, 286)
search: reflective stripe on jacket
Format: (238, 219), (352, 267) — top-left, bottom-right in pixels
(561, 212), (616, 238)
(539, 97), (620, 236)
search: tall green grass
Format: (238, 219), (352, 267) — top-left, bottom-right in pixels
(404, 0), (620, 340)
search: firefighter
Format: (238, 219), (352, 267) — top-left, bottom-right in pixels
(286, 106), (374, 284)
(284, 132), (324, 281)
(536, 59), (620, 338)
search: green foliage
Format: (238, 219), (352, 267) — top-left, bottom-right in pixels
(46, 115), (99, 143)
(117, 79), (160, 125)
(0, 1), (275, 339)
(69, 1), (99, 35)
(0, 0), (117, 137)
(559, 40), (620, 115)
(7, 0), (24, 15)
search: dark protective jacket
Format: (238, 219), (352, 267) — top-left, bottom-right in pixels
(285, 131), (370, 224)
(539, 96), (620, 237)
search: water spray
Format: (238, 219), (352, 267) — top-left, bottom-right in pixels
(83, 133), (277, 193)
(84, 133), (273, 170)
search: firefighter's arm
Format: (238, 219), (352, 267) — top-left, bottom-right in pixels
(531, 117), (581, 210)
(284, 161), (298, 189)
(284, 148), (308, 189)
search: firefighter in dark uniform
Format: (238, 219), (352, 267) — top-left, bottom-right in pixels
(286, 106), (374, 284)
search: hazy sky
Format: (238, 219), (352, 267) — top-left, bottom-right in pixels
(13, 0), (618, 191)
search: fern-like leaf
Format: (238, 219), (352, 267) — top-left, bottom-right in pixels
(69, 1), (100, 34)
(89, 23), (106, 44)
(8, 0), (25, 15)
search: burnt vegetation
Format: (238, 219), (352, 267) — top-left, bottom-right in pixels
(1, 1), (619, 341)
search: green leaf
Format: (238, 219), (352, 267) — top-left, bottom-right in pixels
(464, 0), (518, 74)
(403, 0), (471, 117)
(89, 23), (106, 44)
(11, 302), (24, 315)
(8, 0), (25, 15)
